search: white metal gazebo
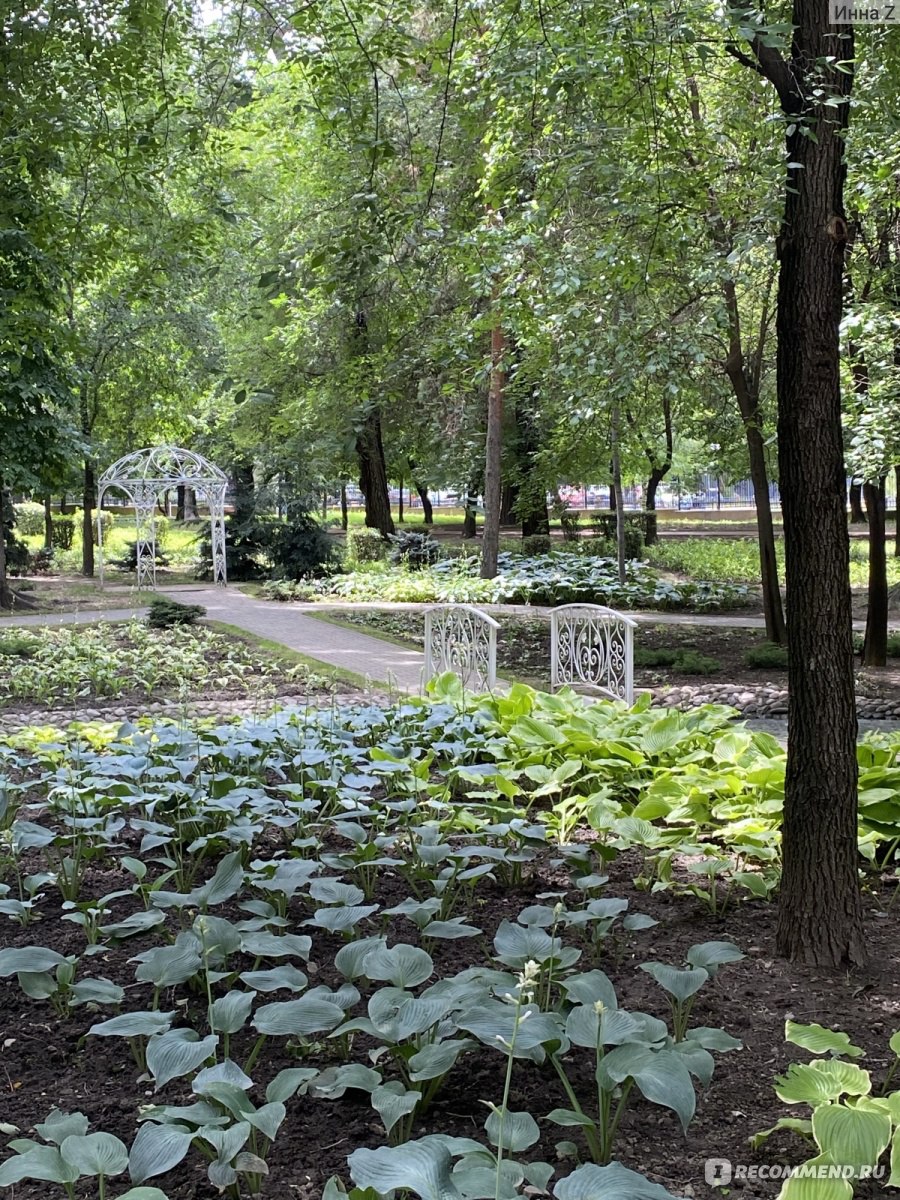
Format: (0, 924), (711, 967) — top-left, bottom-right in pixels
(97, 446), (227, 589)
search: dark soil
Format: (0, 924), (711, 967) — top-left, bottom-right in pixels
(3, 830), (900, 1200)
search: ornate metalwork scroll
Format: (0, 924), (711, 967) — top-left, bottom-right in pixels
(550, 604), (637, 703)
(97, 445), (229, 589)
(424, 604), (500, 692)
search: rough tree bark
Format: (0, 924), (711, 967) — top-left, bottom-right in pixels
(0, 476), (12, 610)
(408, 461), (433, 525)
(481, 316), (505, 579)
(81, 460), (95, 577)
(863, 478), (888, 667)
(611, 406), (626, 585)
(43, 494), (52, 549)
(356, 408), (394, 538)
(628, 394), (673, 547)
(730, 1), (864, 965)
(849, 481), (866, 523)
(340, 484), (348, 531)
(895, 465), (900, 557)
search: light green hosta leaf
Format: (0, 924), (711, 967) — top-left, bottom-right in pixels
(364, 945), (434, 988)
(59, 1133), (129, 1178)
(685, 940), (744, 976)
(554, 1161), (684, 1200)
(484, 1109), (540, 1153)
(409, 1039), (474, 1082)
(210, 991), (254, 1035)
(750, 1117), (814, 1149)
(146, 1030), (218, 1091)
(35, 1111), (89, 1145)
(811, 1103), (891, 1177)
(349, 1138), (462, 1200)
(0, 1145), (80, 1187)
(372, 1082), (420, 1136)
(560, 971), (618, 1011)
(310, 1064), (382, 1099)
(639, 963), (708, 1002)
(193, 1060), (253, 1093)
(90, 1011), (175, 1039)
(786, 1021), (864, 1060)
(776, 1061), (872, 1105)
(252, 995), (344, 1036)
(239, 965), (308, 993)
(777, 1156), (853, 1199)
(598, 1045), (695, 1131)
(889, 1030), (900, 1058)
(128, 1123), (193, 1184)
(0, 946), (68, 976)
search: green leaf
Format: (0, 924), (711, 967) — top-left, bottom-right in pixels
(484, 1109), (540, 1152)
(811, 1104), (891, 1177)
(0, 1145), (80, 1186)
(265, 1068), (319, 1104)
(240, 965), (308, 993)
(639, 963), (708, 1002)
(546, 1108), (596, 1128)
(145, 1030), (218, 1090)
(35, 1111), (89, 1145)
(372, 1082), (420, 1135)
(554, 1161), (683, 1200)
(252, 995), (344, 1036)
(0, 946), (68, 976)
(116, 1189), (172, 1200)
(128, 1124), (193, 1184)
(777, 1156), (853, 1199)
(349, 1139), (462, 1200)
(786, 1021), (865, 1059)
(684, 941), (744, 976)
(60, 1133), (129, 1178)
(364, 945), (434, 988)
(195, 851), (244, 907)
(749, 1117), (813, 1149)
(598, 1045), (696, 1131)
(210, 991), (254, 1034)
(776, 1061), (871, 1105)
(90, 1011), (175, 1039)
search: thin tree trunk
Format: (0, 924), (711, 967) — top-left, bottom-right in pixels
(733, 6), (864, 965)
(611, 406), (626, 585)
(340, 483), (348, 531)
(895, 465), (900, 557)
(863, 477), (888, 667)
(82, 460), (95, 577)
(481, 318), (505, 579)
(849, 481), (866, 523)
(409, 461), (433, 525)
(176, 485), (186, 522)
(462, 481), (478, 539)
(43, 494), (52, 549)
(0, 475), (12, 610)
(398, 478), (404, 524)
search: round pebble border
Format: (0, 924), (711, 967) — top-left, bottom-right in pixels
(649, 681), (900, 720)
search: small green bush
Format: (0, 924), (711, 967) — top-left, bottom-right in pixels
(388, 530), (440, 570)
(146, 596), (206, 628)
(634, 646), (721, 674)
(521, 534), (552, 556)
(350, 527), (388, 563)
(0, 633), (40, 657)
(634, 647), (679, 668)
(271, 510), (338, 580)
(113, 541), (170, 572)
(591, 513), (645, 559)
(887, 634), (900, 659)
(51, 516), (76, 550)
(13, 501), (46, 537)
(744, 642), (789, 669)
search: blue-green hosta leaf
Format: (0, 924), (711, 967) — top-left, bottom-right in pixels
(309, 879), (366, 906)
(70, 977), (125, 1007)
(35, 1111), (89, 1145)
(210, 991), (254, 1034)
(99, 910), (166, 939)
(622, 913), (659, 931)
(457, 1001), (565, 1063)
(244, 1101), (286, 1142)
(116, 1189), (171, 1200)
(484, 1109), (540, 1153)
(683, 1027), (742, 1053)
(239, 931), (312, 960)
(194, 851), (244, 907)
(777, 1156), (853, 1199)
(671, 1041), (716, 1086)
(559, 971), (618, 1010)
(786, 1021), (865, 1060)
(639, 963), (708, 1002)
(305, 905), (379, 933)
(554, 1161), (684, 1200)
(565, 1004), (647, 1050)
(59, 1133), (128, 1178)
(310, 1064), (382, 1099)
(239, 965), (308, 993)
(349, 1138), (462, 1200)
(811, 1104), (891, 1177)
(372, 1082), (420, 1135)
(334, 937), (389, 980)
(89, 1011), (175, 1039)
(132, 939), (202, 989)
(265, 1068), (319, 1103)
(128, 1123), (194, 1184)
(451, 1155), (523, 1200)
(0, 946), (68, 976)
(364, 945), (434, 988)
(685, 940), (744, 976)
(492, 920), (580, 970)
(776, 1061), (872, 1105)
(192, 916), (242, 963)
(252, 995), (344, 1037)
(409, 1039), (474, 1082)
(146, 1030), (218, 1090)
(0, 1145), (80, 1187)
(17, 971), (57, 1000)
(547, 1108), (596, 1128)
(201, 1120), (251, 1165)
(421, 919), (482, 941)
(598, 1045), (696, 1131)
(193, 1060), (253, 1093)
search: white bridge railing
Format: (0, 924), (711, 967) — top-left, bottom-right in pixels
(550, 603), (636, 703)
(424, 604), (500, 692)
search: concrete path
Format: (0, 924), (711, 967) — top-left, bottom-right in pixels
(1, 606), (144, 627)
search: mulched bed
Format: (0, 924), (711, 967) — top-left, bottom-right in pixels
(2, 831), (899, 1200)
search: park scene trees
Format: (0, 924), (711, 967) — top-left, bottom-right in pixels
(4, 0), (900, 1197)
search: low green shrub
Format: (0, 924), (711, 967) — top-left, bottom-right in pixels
(349, 527), (388, 563)
(744, 642), (789, 669)
(51, 516), (76, 550)
(271, 509), (338, 580)
(634, 647), (679, 668)
(388, 530), (440, 569)
(113, 541), (170, 572)
(146, 596), (206, 628)
(0, 633), (40, 657)
(635, 647), (721, 674)
(521, 534), (552, 556)
(13, 501), (45, 537)
(591, 513), (645, 559)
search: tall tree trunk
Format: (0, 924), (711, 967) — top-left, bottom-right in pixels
(481, 318), (505, 579)
(355, 408), (395, 537)
(176, 484), (186, 522)
(462, 481), (478, 539)
(43, 494), (52, 549)
(733, 6), (863, 965)
(862, 478), (888, 667)
(633, 392), (673, 547)
(398, 478), (404, 524)
(895, 465), (900, 558)
(611, 406), (626, 585)
(0, 475), (12, 610)
(499, 482), (517, 526)
(340, 483), (348, 531)
(408, 461), (433, 525)
(849, 481), (866, 523)
(512, 394), (550, 537)
(82, 459), (95, 577)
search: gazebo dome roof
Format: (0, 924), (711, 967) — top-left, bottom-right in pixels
(99, 446), (227, 489)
